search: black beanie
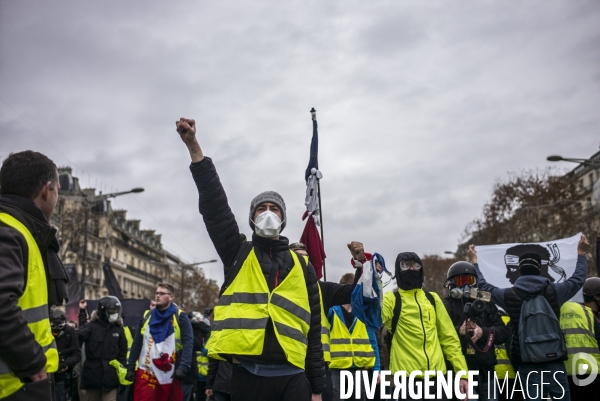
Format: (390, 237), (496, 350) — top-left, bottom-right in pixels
(519, 252), (542, 276)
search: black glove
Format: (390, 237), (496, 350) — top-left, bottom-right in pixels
(172, 368), (186, 381)
(125, 369), (135, 382)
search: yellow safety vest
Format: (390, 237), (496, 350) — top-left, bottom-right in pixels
(560, 302), (600, 375)
(197, 351), (209, 376)
(0, 213), (59, 399)
(318, 283), (331, 364)
(328, 306), (376, 369)
(494, 315), (516, 379)
(207, 249), (311, 369)
(140, 308), (183, 351)
(124, 326), (133, 360)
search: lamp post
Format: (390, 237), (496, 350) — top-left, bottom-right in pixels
(547, 155), (600, 167)
(80, 187), (144, 299)
(180, 259), (217, 309)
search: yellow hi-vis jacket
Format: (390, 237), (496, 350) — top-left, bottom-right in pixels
(382, 289), (467, 377)
(197, 351), (209, 376)
(207, 249), (311, 369)
(0, 213), (59, 399)
(494, 315), (516, 379)
(124, 326), (134, 360)
(560, 301), (600, 375)
(328, 306), (376, 369)
(318, 282), (331, 364)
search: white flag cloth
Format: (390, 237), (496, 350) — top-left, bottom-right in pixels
(476, 232), (582, 302)
(304, 168), (322, 226)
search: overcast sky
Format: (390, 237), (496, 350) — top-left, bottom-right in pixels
(1, 1), (598, 286)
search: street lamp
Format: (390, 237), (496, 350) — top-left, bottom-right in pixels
(180, 259), (218, 309)
(80, 187), (144, 299)
(547, 155), (600, 167)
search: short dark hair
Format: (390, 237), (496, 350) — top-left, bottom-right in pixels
(0, 151), (58, 199)
(157, 283), (175, 295)
(339, 273), (355, 285)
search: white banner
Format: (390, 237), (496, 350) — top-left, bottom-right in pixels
(476, 233), (583, 303)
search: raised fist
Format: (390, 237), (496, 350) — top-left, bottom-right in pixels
(175, 118), (196, 145)
(347, 241), (366, 262)
(578, 235), (590, 256)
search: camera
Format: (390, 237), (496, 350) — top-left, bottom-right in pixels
(463, 299), (487, 319)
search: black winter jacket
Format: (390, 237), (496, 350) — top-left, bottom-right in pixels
(78, 310), (127, 391)
(54, 324), (81, 382)
(443, 296), (510, 369)
(190, 157), (326, 393)
(0, 196), (59, 380)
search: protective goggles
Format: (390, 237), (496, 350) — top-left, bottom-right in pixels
(453, 275), (476, 287)
(399, 261), (422, 271)
(51, 322), (66, 331)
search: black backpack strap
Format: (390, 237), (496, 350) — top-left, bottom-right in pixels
(219, 241), (253, 297)
(391, 291), (402, 335)
(425, 291), (437, 312)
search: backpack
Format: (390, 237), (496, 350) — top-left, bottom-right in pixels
(518, 289), (566, 363)
(384, 290), (436, 351)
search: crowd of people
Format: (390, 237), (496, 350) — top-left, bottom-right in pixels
(0, 123), (597, 401)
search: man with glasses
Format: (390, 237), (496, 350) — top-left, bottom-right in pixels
(126, 283), (194, 401)
(442, 262), (509, 401)
(382, 252), (469, 400)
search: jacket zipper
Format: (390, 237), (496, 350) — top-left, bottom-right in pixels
(415, 292), (430, 371)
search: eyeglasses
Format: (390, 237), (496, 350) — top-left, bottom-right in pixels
(453, 275), (476, 286)
(399, 261), (422, 271)
(155, 291), (171, 296)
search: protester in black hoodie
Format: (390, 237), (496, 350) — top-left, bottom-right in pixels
(176, 117), (326, 401)
(78, 297), (128, 400)
(0, 151), (67, 401)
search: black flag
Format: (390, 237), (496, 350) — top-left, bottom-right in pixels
(305, 108), (319, 182)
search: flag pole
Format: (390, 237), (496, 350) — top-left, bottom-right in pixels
(317, 179), (327, 281)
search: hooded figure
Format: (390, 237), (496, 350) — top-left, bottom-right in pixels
(395, 252), (424, 290)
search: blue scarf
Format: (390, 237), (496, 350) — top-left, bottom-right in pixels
(149, 303), (177, 343)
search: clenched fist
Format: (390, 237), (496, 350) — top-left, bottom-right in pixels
(347, 241), (366, 262)
(175, 117), (204, 163)
(176, 118), (196, 145)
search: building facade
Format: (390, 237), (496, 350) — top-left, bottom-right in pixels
(54, 167), (186, 301)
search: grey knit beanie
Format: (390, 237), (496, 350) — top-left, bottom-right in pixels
(249, 191), (287, 233)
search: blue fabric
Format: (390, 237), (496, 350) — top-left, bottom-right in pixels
(351, 255), (383, 332)
(149, 303), (177, 343)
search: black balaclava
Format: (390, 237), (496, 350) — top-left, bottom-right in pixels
(395, 252), (424, 290)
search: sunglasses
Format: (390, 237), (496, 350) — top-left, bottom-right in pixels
(453, 275), (476, 287)
(399, 261), (422, 271)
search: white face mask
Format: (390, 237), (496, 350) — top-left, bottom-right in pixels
(253, 210), (283, 238)
(108, 313), (119, 323)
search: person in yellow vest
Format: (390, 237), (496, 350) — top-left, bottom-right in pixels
(562, 283), (600, 398)
(328, 273), (379, 401)
(177, 117), (326, 401)
(125, 283), (194, 401)
(0, 150), (62, 400)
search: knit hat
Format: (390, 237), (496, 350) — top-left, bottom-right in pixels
(248, 191), (287, 232)
(519, 252), (542, 276)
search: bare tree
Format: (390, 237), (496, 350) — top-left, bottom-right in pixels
(458, 168), (598, 275)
